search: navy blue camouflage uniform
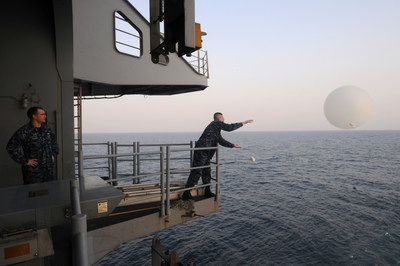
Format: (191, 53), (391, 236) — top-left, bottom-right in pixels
(6, 123), (59, 184)
(185, 121), (243, 188)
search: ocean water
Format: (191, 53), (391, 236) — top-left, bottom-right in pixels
(89, 131), (400, 265)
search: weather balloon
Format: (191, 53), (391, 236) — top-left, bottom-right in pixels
(324, 86), (373, 129)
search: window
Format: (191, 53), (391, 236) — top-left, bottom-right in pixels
(114, 11), (142, 57)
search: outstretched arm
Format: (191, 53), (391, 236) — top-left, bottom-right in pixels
(231, 120), (253, 148)
(220, 122), (243, 132)
(220, 120), (254, 131)
(242, 120), (254, 125)
(218, 135), (235, 148)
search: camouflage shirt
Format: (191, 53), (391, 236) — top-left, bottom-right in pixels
(6, 122), (59, 183)
(194, 121), (243, 159)
(196, 121), (243, 148)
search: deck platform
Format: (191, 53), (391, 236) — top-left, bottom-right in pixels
(86, 183), (218, 264)
(87, 182), (213, 231)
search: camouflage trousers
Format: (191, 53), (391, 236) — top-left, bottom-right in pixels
(185, 150), (212, 188)
(22, 166), (55, 184)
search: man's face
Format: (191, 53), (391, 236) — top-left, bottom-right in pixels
(217, 115), (224, 122)
(33, 109), (47, 124)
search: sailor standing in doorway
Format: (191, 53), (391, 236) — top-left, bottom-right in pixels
(6, 107), (59, 184)
(182, 112), (253, 200)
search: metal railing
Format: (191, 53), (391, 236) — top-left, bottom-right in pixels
(75, 141), (195, 182)
(76, 142), (220, 217)
(183, 49), (209, 78)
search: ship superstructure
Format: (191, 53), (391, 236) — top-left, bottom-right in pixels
(0, 1), (216, 265)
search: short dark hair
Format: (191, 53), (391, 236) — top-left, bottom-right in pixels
(213, 112), (223, 121)
(27, 107), (44, 120)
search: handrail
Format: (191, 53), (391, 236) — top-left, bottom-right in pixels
(140, 143), (190, 147)
(80, 142), (109, 145)
(77, 142), (220, 217)
(183, 49), (209, 78)
(165, 145), (219, 216)
(76, 141), (195, 180)
(171, 146), (217, 152)
(83, 151), (161, 160)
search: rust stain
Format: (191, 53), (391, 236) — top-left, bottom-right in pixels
(163, 216), (170, 228)
(214, 201), (219, 212)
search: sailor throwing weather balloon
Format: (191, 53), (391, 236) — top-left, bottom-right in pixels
(182, 112), (253, 200)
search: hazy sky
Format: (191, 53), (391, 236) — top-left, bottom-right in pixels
(83, 0), (400, 133)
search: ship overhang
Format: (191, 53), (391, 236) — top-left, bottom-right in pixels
(71, 0), (208, 96)
(76, 80), (207, 96)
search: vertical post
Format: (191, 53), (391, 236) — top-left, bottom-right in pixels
(166, 146), (171, 216)
(190, 141), (194, 167)
(70, 179), (88, 266)
(215, 144), (220, 202)
(107, 141), (111, 180)
(77, 85), (83, 153)
(132, 142), (136, 183)
(72, 214), (88, 266)
(70, 178), (81, 215)
(114, 142), (118, 185)
(152, 236), (163, 266)
(137, 141), (141, 179)
(78, 150), (85, 192)
(110, 142), (114, 180)
(197, 49), (200, 73)
(111, 142), (118, 186)
(160, 146), (165, 217)
(201, 52), (205, 75)
(78, 150), (84, 180)
(205, 50), (209, 78)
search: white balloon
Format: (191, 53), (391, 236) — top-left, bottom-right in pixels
(324, 86), (373, 129)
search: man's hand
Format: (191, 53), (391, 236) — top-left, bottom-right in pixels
(233, 144), (242, 148)
(27, 159), (38, 166)
(243, 120), (254, 125)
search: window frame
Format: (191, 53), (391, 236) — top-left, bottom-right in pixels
(114, 10), (143, 58)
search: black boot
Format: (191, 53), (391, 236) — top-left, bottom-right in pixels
(182, 190), (194, 200)
(204, 186), (215, 198)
